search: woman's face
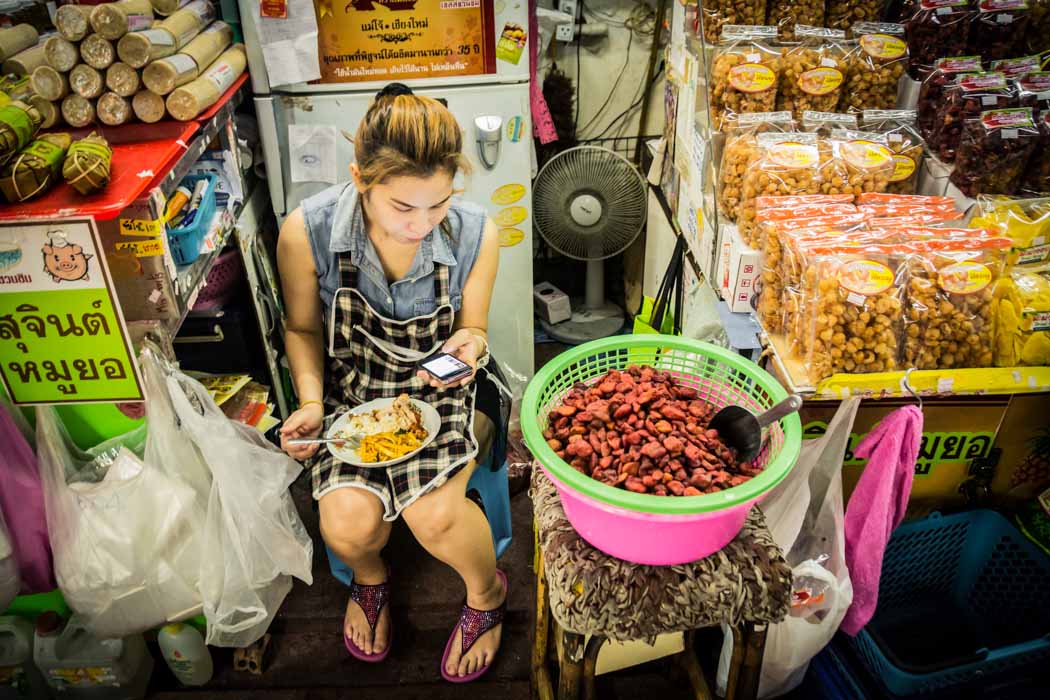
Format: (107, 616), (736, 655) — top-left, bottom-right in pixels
(360, 171), (456, 245)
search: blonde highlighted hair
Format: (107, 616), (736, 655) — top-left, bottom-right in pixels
(353, 86), (470, 191)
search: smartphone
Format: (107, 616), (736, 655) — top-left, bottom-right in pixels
(419, 352), (474, 384)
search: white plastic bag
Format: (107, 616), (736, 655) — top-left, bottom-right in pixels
(166, 370), (313, 648)
(717, 397), (860, 698)
(0, 509), (19, 611)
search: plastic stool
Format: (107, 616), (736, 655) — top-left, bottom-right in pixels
(326, 458), (513, 586)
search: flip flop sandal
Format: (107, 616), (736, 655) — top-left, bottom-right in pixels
(440, 569), (507, 683)
(343, 572), (392, 662)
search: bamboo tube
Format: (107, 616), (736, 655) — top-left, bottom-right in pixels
(91, 0), (155, 41)
(106, 62), (141, 97)
(97, 92), (131, 125)
(63, 132), (112, 195)
(2, 43), (48, 77)
(117, 0), (214, 68)
(55, 5), (94, 42)
(142, 20), (230, 95)
(150, 0), (193, 15)
(33, 98), (60, 129)
(166, 43), (244, 121)
(0, 25), (39, 62)
(81, 34), (116, 70)
(61, 94), (95, 128)
(30, 66), (68, 101)
(132, 89), (165, 122)
(70, 65), (105, 99)
(44, 36), (79, 72)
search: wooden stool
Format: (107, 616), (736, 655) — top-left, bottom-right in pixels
(529, 468), (790, 700)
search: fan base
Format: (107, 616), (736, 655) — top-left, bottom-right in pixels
(539, 301), (625, 344)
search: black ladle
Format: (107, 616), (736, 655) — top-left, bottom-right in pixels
(708, 394), (803, 463)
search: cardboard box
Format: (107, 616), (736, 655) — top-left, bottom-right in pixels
(716, 224), (760, 312)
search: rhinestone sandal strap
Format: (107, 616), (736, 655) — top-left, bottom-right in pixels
(458, 601), (506, 656)
(349, 580), (390, 633)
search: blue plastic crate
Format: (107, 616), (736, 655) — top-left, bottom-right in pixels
(851, 510), (1050, 696)
(167, 173), (218, 266)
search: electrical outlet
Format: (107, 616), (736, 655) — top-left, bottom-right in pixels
(555, 22), (575, 42)
(558, 0), (577, 18)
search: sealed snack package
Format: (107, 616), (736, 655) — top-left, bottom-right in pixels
(903, 237), (1011, 369)
(1022, 112), (1050, 196)
(905, 2), (977, 77)
(969, 195), (1050, 267)
(828, 0), (885, 30)
(767, 0), (825, 36)
(996, 265), (1050, 366)
(700, 0), (767, 44)
(829, 129), (896, 196)
(916, 56), (984, 140)
(950, 107), (1039, 197)
(858, 201), (960, 218)
(801, 110), (857, 135)
(968, 0), (1031, 62)
(991, 55), (1043, 78)
(861, 110), (926, 194)
(856, 192), (957, 206)
(710, 26), (783, 129)
(1017, 72), (1050, 120)
(843, 23), (908, 112)
(718, 111), (795, 222)
(929, 72), (1015, 163)
(778, 27), (849, 119)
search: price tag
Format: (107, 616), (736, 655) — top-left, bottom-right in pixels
(846, 291), (866, 306)
(114, 238), (164, 258)
(1002, 128), (1018, 139)
(982, 95), (998, 105)
(936, 377), (954, 394)
(118, 218), (163, 237)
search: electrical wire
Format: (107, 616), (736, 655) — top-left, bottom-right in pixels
(593, 60), (664, 140)
(578, 28), (633, 134)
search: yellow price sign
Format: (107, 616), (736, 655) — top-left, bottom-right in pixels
(118, 218), (163, 237)
(114, 238), (164, 258)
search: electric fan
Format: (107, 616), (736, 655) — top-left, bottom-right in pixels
(532, 145), (647, 343)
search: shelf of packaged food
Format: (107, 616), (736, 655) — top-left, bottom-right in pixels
(765, 331), (1050, 399)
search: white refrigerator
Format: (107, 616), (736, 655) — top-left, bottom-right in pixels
(238, 0), (535, 377)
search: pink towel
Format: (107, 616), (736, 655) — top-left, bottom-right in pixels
(840, 405), (922, 636)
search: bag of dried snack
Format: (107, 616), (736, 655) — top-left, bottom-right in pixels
(710, 25), (783, 129)
(996, 265), (1050, 366)
(902, 236), (1011, 370)
(857, 192), (956, 206)
(700, 0), (767, 45)
(843, 23), (908, 112)
(905, 1), (977, 78)
(777, 26), (849, 119)
(992, 55), (1043, 78)
(929, 72), (1015, 162)
(861, 110), (926, 194)
(767, 0), (825, 36)
(801, 110), (857, 136)
(827, 0), (885, 31)
(1016, 72), (1050, 120)
(1026, 0), (1050, 53)
(969, 195), (1050, 266)
(968, 0), (1031, 63)
(829, 129), (896, 196)
(1021, 112), (1050, 196)
(950, 107), (1039, 197)
(916, 56), (983, 140)
(718, 111), (795, 223)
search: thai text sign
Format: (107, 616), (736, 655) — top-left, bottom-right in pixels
(0, 219), (143, 404)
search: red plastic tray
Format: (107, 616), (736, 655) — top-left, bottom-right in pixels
(0, 120), (200, 222)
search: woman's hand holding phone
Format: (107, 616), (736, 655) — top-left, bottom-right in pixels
(416, 328), (482, 389)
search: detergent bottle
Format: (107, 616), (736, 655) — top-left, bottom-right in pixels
(0, 616), (45, 700)
(157, 623), (212, 686)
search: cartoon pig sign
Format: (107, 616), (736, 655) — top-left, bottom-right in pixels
(42, 233), (92, 283)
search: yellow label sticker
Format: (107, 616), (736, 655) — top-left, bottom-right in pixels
(491, 183), (526, 206)
(728, 63), (777, 93)
(938, 261), (992, 295)
(860, 34), (907, 60)
(498, 227), (525, 247)
(118, 218), (163, 237)
(838, 260), (894, 295)
(114, 238), (164, 258)
(890, 154), (917, 182)
(799, 67), (844, 96)
(494, 206), (528, 227)
(768, 141), (819, 168)
(842, 140), (893, 170)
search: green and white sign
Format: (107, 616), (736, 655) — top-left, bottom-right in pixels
(0, 218), (143, 404)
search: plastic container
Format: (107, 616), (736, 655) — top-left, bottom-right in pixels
(166, 173), (218, 266)
(0, 616), (46, 700)
(851, 510), (1050, 696)
(521, 335), (802, 565)
(33, 613), (153, 699)
(191, 249), (243, 310)
(157, 623), (211, 687)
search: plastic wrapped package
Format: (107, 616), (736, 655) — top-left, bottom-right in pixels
(902, 237), (1011, 369)
(969, 195), (1050, 266)
(858, 201), (960, 219)
(1022, 112), (1050, 196)
(700, 0), (767, 45)
(829, 129), (896, 197)
(710, 26), (783, 129)
(929, 72), (1015, 162)
(777, 27), (849, 119)
(856, 192), (957, 206)
(828, 0), (885, 30)
(915, 56), (983, 141)
(949, 107), (1038, 197)
(718, 111), (794, 222)
(800, 110), (857, 135)
(1017, 72), (1050, 120)
(995, 265), (1050, 366)
(1027, 0), (1050, 52)
(991, 54), (1042, 78)
(905, 1), (976, 77)
(967, 0), (1031, 63)
(767, 0), (825, 34)
(842, 23), (908, 112)
(861, 110), (926, 194)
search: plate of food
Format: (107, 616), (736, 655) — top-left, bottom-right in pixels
(325, 394), (440, 467)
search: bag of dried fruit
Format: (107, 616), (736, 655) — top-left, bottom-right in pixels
(710, 25), (783, 130)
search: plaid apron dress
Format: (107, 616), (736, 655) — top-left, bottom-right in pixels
(309, 249), (481, 520)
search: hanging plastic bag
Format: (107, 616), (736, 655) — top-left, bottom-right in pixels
(166, 370), (313, 648)
(0, 395), (55, 594)
(0, 509), (19, 611)
(717, 397), (860, 698)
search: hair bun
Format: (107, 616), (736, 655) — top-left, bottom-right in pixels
(376, 82), (414, 99)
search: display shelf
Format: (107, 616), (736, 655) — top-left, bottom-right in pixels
(766, 331), (1050, 399)
(172, 202), (241, 328)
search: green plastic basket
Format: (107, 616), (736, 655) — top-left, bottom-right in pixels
(521, 335), (802, 517)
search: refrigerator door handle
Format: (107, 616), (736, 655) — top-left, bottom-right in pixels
(474, 115), (502, 170)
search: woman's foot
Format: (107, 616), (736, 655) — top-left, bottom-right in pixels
(442, 570), (507, 681)
(344, 572), (392, 661)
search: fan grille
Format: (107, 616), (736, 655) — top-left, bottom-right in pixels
(533, 146), (647, 260)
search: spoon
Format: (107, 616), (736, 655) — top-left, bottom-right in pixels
(708, 394), (803, 463)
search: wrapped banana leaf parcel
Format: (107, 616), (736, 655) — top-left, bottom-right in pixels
(0, 99), (43, 166)
(1, 132), (72, 201)
(63, 132), (112, 195)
